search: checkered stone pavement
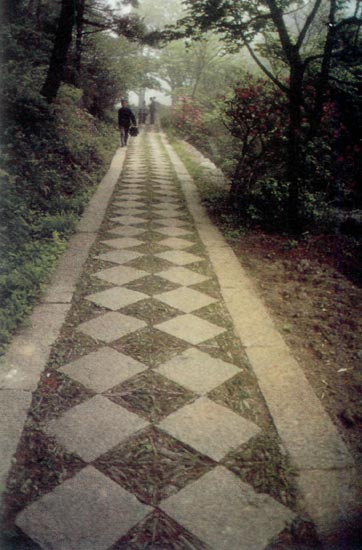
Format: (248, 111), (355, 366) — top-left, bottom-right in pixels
(9, 132), (295, 550)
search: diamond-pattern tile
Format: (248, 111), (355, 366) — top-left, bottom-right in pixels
(101, 237), (144, 249)
(155, 227), (192, 237)
(116, 327), (189, 367)
(105, 226), (145, 237)
(155, 287), (217, 313)
(95, 428), (213, 506)
(156, 314), (225, 345)
(157, 266), (209, 286)
(156, 251), (203, 266)
(114, 200), (144, 206)
(97, 250), (143, 264)
(86, 287), (149, 310)
(106, 370), (195, 422)
(159, 237), (193, 250)
(109, 216), (147, 225)
(16, 466), (152, 550)
(59, 347), (147, 392)
(160, 466), (295, 550)
(46, 395), (149, 461)
(77, 312), (146, 343)
(155, 211), (185, 219)
(94, 266), (148, 286)
(158, 397), (260, 461)
(156, 348), (240, 394)
(155, 219), (188, 227)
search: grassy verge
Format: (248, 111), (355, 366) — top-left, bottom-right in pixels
(0, 87), (118, 352)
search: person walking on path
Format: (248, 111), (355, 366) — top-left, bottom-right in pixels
(118, 99), (137, 147)
(138, 101), (148, 125)
(149, 97), (157, 125)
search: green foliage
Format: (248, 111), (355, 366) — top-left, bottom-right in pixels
(0, 236), (67, 351)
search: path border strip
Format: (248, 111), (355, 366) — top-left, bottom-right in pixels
(160, 132), (361, 540)
(0, 148), (126, 503)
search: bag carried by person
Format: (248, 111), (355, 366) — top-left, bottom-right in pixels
(129, 126), (139, 137)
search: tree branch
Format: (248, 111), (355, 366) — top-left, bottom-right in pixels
(296, 0), (323, 50)
(241, 34), (289, 93)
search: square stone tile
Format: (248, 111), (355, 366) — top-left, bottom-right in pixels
(113, 209), (146, 217)
(59, 347), (147, 392)
(153, 203), (181, 210)
(160, 466), (295, 550)
(155, 219), (188, 227)
(101, 237), (144, 249)
(157, 267), (209, 286)
(114, 200), (144, 206)
(158, 397), (260, 461)
(16, 466), (152, 550)
(94, 266), (148, 286)
(106, 227), (145, 237)
(155, 227), (192, 237)
(78, 312), (146, 343)
(159, 237), (194, 250)
(46, 395), (149, 462)
(109, 216), (147, 225)
(86, 287), (149, 310)
(116, 195), (143, 201)
(156, 314), (225, 345)
(155, 288), (217, 313)
(106, 370), (195, 423)
(95, 429), (213, 506)
(155, 251), (203, 266)
(97, 250), (143, 264)
(155, 211), (184, 219)
(156, 348), (240, 394)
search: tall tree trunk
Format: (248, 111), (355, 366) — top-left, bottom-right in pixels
(286, 54), (305, 230)
(75, 0), (86, 83)
(41, 0), (76, 103)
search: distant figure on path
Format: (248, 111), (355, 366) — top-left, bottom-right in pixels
(118, 99), (137, 147)
(149, 97), (157, 125)
(138, 101), (148, 125)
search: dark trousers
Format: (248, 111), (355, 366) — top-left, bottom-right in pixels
(119, 125), (130, 145)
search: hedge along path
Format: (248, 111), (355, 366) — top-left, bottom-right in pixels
(0, 128), (358, 550)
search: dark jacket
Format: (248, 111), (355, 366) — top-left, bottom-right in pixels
(118, 106), (136, 127)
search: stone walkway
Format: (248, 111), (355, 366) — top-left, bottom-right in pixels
(0, 130), (359, 549)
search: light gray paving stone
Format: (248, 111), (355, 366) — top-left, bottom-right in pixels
(101, 237), (144, 249)
(155, 314), (225, 345)
(97, 250), (143, 264)
(94, 266), (148, 286)
(86, 287), (148, 310)
(16, 466), (152, 550)
(159, 397), (260, 461)
(160, 466), (294, 550)
(77, 312), (146, 343)
(159, 237), (194, 250)
(155, 287), (217, 313)
(154, 227), (192, 237)
(108, 215), (147, 225)
(113, 200), (145, 207)
(118, 193), (144, 198)
(156, 250), (203, 266)
(0, 390), (32, 496)
(156, 348), (240, 394)
(59, 348), (147, 392)
(155, 211), (185, 219)
(113, 209), (146, 216)
(155, 219), (189, 227)
(157, 266), (209, 286)
(153, 203), (181, 210)
(46, 395), (148, 462)
(106, 226), (146, 237)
